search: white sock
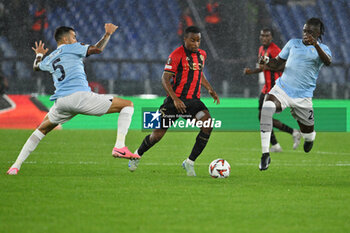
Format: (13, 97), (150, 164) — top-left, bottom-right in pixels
(260, 101), (276, 153)
(301, 131), (316, 142)
(12, 129), (45, 170)
(115, 106), (134, 148)
(261, 131), (272, 153)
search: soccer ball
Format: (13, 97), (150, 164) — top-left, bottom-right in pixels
(209, 159), (231, 178)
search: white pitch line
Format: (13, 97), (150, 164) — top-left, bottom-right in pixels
(6, 161), (350, 167)
(4, 148), (350, 156)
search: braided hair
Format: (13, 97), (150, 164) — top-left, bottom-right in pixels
(306, 18), (325, 42)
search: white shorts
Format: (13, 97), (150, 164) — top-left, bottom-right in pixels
(269, 85), (314, 126)
(48, 91), (114, 124)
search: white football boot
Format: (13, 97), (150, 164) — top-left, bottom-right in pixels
(182, 159), (196, 176)
(292, 129), (301, 150)
(270, 143), (282, 153)
(128, 150), (140, 172)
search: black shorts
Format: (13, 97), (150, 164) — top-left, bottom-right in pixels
(159, 97), (209, 128)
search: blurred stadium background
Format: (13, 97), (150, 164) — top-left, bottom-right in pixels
(0, 0), (349, 98)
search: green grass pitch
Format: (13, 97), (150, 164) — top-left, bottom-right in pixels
(1, 129), (350, 233)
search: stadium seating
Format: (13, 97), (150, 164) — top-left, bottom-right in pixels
(265, 0), (350, 84)
(0, 36), (31, 79)
(44, 0), (181, 81)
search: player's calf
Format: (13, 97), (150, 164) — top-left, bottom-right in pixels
(260, 101), (276, 153)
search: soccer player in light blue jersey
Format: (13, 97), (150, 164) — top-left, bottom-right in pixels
(7, 23), (140, 175)
(258, 18), (332, 171)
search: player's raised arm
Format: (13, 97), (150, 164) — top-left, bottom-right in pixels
(87, 23), (118, 56)
(31, 40), (49, 71)
(202, 73), (220, 105)
(305, 34), (332, 66)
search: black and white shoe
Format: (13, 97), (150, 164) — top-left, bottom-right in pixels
(259, 153), (271, 171)
(304, 141), (314, 153)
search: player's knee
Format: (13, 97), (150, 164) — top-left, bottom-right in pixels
(125, 100), (133, 107)
(201, 125), (213, 135)
(261, 101), (276, 117)
(195, 111), (206, 120)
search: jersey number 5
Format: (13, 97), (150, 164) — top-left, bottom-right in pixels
(52, 58), (66, 81)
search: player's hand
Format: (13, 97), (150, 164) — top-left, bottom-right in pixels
(305, 34), (317, 46)
(105, 23), (118, 36)
(209, 90), (220, 105)
(173, 97), (187, 114)
(243, 68), (251, 75)
(263, 64), (270, 70)
(258, 56), (269, 65)
(32, 40), (49, 56)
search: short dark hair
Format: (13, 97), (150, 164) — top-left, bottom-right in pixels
(184, 26), (201, 37)
(306, 18), (325, 41)
(54, 26), (75, 42)
(261, 27), (273, 37)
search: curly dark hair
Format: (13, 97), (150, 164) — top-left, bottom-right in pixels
(306, 18), (325, 42)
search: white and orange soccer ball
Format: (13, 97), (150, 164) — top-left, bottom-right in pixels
(209, 159), (231, 178)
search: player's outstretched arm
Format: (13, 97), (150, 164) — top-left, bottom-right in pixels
(202, 73), (220, 105)
(259, 55), (286, 70)
(32, 40), (49, 71)
(87, 23), (118, 56)
(243, 67), (263, 75)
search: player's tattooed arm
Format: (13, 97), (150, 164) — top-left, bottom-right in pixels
(88, 23), (118, 55)
(202, 73), (220, 105)
(31, 40), (49, 71)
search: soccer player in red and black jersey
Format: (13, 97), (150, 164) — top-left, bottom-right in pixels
(244, 28), (301, 152)
(129, 26), (220, 176)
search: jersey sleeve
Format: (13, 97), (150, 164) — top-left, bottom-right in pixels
(70, 42), (90, 57)
(38, 56), (52, 72)
(278, 39), (293, 60)
(321, 44), (332, 58)
(201, 50), (207, 60)
(164, 49), (181, 74)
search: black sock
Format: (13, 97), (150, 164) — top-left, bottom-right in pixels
(280, 124), (294, 134)
(270, 130), (278, 145)
(273, 119), (293, 134)
(189, 130), (211, 161)
(137, 135), (155, 156)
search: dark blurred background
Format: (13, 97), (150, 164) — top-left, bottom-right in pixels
(0, 0), (349, 99)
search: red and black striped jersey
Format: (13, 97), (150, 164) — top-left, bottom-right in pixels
(258, 42), (282, 94)
(164, 45), (206, 99)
